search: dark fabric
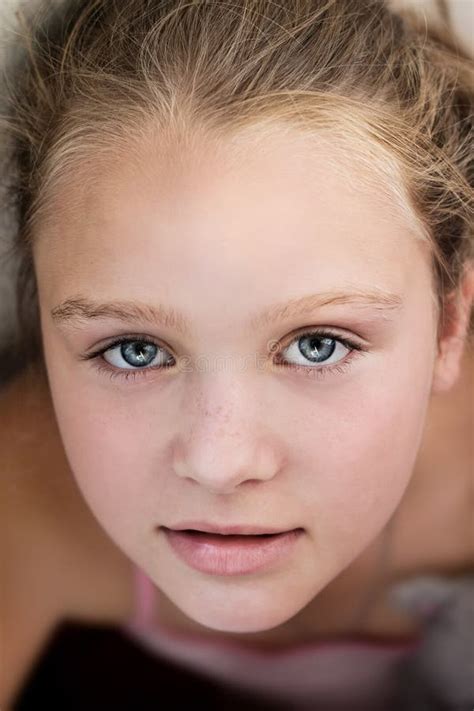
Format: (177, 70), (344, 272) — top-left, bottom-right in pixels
(12, 621), (289, 711)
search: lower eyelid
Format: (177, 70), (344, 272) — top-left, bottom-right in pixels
(279, 348), (362, 378)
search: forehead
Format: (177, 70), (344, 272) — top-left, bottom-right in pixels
(33, 126), (430, 301)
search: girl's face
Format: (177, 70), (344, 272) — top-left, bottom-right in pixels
(34, 128), (439, 633)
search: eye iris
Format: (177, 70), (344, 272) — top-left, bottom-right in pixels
(121, 341), (157, 367)
(299, 336), (336, 363)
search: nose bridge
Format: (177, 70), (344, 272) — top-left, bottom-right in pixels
(189, 366), (258, 431)
(171, 371), (282, 493)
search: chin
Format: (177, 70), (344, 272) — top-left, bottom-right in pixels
(162, 574), (319, 635)
(192, 605), (294, 635)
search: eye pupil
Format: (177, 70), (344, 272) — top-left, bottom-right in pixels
(121, 341), (157, 367)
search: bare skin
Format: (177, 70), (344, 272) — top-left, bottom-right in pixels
(1, 342), (472, 706)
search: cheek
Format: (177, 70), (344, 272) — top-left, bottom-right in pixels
(44, 365), (157, 546)
(293, 349), (432, 563)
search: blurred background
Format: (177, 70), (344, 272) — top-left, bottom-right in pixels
(0, 0), (472, 360)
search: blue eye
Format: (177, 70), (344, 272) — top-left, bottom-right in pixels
(102, 339), (174, 370)
(80, 337), (175, 381)
(277, 333), (348, 368)
(82, 329), (366, 384)
(271, 328), (366, 379)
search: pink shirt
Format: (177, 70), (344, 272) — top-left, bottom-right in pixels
(122, 565), (425, 709)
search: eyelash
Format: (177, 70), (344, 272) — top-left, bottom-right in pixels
(81, 329), (367, 384)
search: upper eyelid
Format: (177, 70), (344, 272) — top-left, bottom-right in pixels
(277, 327), (366, 354)
(83, 333), (170, 359)
(94, 328), (361, 355)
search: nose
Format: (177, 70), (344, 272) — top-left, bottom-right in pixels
(171, 380), (284, 495)
(173, 436), (281, 494)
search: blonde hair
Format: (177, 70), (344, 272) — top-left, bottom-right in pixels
(1, 0), (473, 370)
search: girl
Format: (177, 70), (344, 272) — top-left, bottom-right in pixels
(1, 0), (473, 708)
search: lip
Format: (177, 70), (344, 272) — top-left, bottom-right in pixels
(163, 521), (294, 535)
(161, 526), (304, 576)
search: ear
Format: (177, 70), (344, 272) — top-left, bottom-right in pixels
(431, 260), (474, 394)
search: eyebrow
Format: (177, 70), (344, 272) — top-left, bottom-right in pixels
(51, 288), (403, 336)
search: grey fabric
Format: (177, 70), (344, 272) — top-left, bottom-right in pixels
(389, 573), (474, 709)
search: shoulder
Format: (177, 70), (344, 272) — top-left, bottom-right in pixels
(0, 365), (134, 705)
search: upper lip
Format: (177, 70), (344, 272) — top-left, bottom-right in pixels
(162, 521), (298, 535)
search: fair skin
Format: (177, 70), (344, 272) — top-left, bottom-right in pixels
(1, 127), (473, 706)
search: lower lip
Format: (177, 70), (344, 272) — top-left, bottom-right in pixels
(162, 528), (304, 576)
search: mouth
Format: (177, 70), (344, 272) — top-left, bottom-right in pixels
(162, 522), (301, 536)
(169, 529), (282, 537)
(165, 529), (288, 544)
(161, 526), (304, 576)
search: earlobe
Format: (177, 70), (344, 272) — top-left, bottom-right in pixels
(431, 261), (474, 395)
